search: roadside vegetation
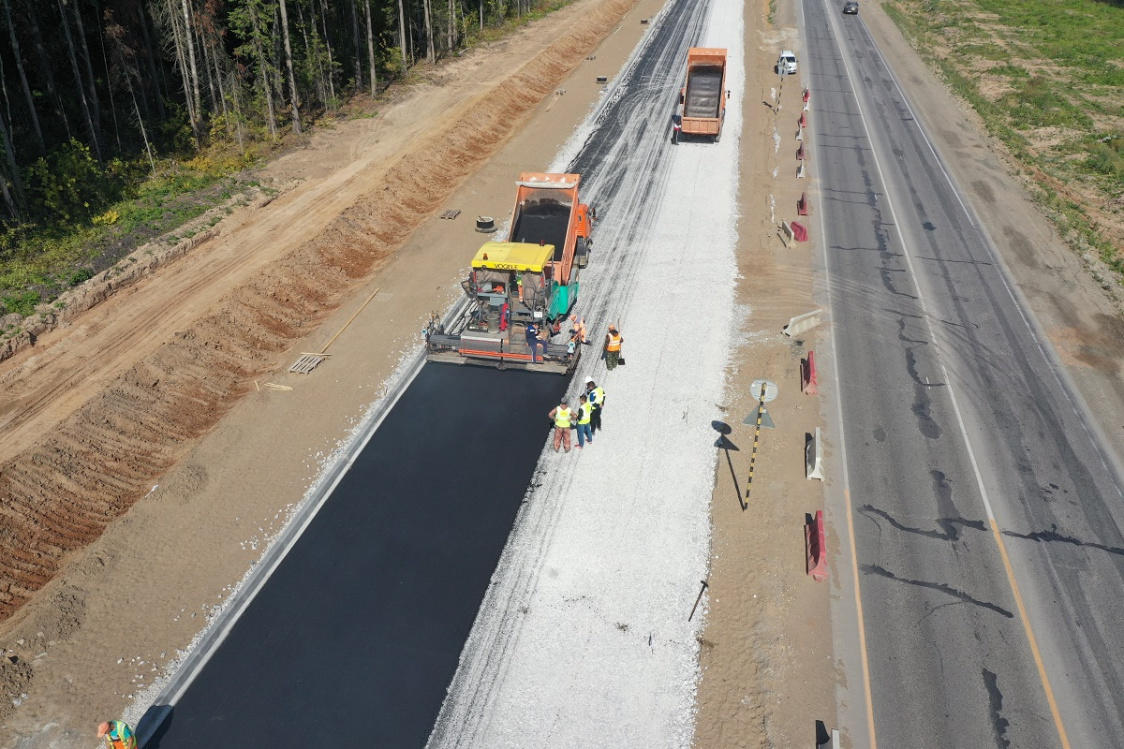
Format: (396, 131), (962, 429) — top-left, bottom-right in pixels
(0, 0), (573, 320)
(883, 0), (1123, 288)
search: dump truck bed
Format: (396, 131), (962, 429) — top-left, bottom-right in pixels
(512, 201), (571, 262)
(677, 48), (728, 140)
(684, 65), (723, 118)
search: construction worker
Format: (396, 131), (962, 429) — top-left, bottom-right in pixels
(569, 314), (589, 344)
(604, 324), (624, 370)
(585, 378), (605, 435)
(97, 720), (137, 749)
(548, 399), (573, 452)
(525, 322), (543, 363)
(575, 394), (593, 448)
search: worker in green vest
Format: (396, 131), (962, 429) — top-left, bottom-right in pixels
(548, 399), (573, 452)
(585, 378), (605, 435)
(97, 720), (137, 749)
(575, 394), (593, 448)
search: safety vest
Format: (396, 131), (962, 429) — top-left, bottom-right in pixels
(578, 404), (592, 425)
(606, 332), (622, 352)
(104, 721), (137, 749)
(590, 386), (605, 408)
(554, 406), (572, 428)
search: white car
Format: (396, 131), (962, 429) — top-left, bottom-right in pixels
(777, 50), (798, 76)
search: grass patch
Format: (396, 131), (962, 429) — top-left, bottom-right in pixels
(884, 0), (1124, 286)
(0, 164), (254, 317)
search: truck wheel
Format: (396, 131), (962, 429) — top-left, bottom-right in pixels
(714, 133), (721, 144)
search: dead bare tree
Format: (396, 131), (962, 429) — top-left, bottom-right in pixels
(277, 0), (301, 134)
(2, 0), (44, 153)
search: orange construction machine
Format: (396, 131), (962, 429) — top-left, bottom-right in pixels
(673, 48), (729, 144)
(425, 173), (594, 374)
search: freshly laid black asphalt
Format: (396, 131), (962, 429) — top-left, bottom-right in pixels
(142, 366), (562, 748)
(803, 0), (1124, 746)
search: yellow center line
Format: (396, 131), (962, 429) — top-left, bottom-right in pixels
(988, 518), (1071, 749)
(842, 487), (878, 748)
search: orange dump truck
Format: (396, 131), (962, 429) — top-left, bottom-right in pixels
(425, 172), (594, 374)
(673, 48), (728, 144)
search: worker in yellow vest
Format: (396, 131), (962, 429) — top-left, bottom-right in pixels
(604, 325), (624, 370)
(547, 399), (573, 452)
(575, 394), (593, 448)
(585, 378), (606, 435)
(97, 719), (137, 749)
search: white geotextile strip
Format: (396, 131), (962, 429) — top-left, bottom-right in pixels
(429, 0), (745, 744)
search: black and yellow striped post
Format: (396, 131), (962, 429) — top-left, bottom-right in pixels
(745, 382), (768, 500)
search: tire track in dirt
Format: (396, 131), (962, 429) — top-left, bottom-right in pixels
(0, 0), (637, 622)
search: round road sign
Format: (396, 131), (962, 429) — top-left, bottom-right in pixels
(750, 379), (778, 402)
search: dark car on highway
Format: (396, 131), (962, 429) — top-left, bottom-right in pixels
(843, 1), (859, 13)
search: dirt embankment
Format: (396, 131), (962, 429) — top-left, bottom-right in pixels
(0, 0), (636, 625)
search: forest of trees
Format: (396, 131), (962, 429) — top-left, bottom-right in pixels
(0, 0), (555, 229)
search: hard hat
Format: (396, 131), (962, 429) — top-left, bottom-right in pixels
(584, 377), (594, 384)
(97, 722), (111, 737)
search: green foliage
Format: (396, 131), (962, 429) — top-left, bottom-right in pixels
(68, 268), (94, 286)
(24, 140), (121, 225)
(1, 291), (40, 317)
(1084, 135), (1124, 181)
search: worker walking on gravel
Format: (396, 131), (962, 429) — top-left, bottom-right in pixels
(575, 394), (593, 448)
(585, 378), (605, 435)
(548, 399), (573, 452)
(604, 324), (624, 370)
(97, 720), (137, 749)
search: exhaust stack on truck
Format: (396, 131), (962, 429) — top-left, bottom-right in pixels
(425, 173), (594, 374)
(673, 47), (729, 144)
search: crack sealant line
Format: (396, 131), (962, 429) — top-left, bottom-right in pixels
(818, 0), (1071, 745)
(854, 11), (1124, 503)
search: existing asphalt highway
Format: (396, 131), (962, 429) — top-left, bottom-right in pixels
(801, 0), (1124, 746)
(137, 0), (712, 745)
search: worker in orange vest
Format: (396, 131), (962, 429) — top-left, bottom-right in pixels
(547, 399), (573, 452)
(604, 324), (624, 370)
(97, 719), (137, 749)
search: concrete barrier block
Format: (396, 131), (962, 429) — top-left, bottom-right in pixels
(783, 309), (822, 337)
(805, 427), (824, 481)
